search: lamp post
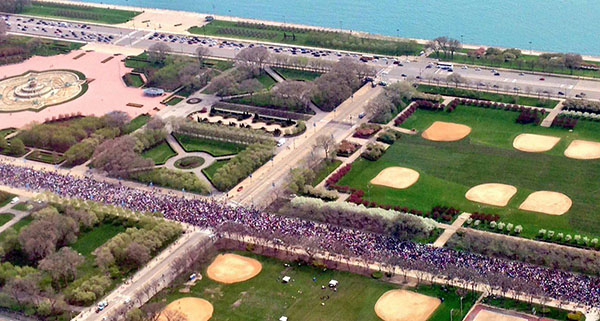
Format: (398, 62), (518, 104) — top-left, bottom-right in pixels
(450, 308), (455, 321)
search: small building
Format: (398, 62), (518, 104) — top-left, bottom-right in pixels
(282, 276), (291, 283)
(328, 280), (338, 287)
(468, 47), (486, 58)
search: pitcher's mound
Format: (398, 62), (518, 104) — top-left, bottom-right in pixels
(422, 121), (471, 142)
(465, 183), (517, 207)
(160, 298), (213, 321)
(370, 167), (420, 190)
(513, 133), (560, 153)
(375, 290), (441, 321)
(207, 253), (262, 284)
(564, 140), (600, 160)
(519, 191), (572, 215)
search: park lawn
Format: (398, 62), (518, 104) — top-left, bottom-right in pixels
(22, 1), (140, 24)
(124, 114), (151, 133)
(0, 128), (16, 138)
(174, 134), (246, 156)
(141, 142), (178, 165)
(166, 96), (184, 106)
(189, 20), (423, 57)
(0, 192), (13, 208)
(417, 284), (478, 321)
(439, 53), (600, 79)
(273, 67), (322, 82)
(202, 160), (229, 184)
(399, 105), (600, 156)
(71, 224), (126, 258)
(256, 73), (277, 89)
(339, 106), (600, 237)
(204, 59), (235, 71)
(123, 73), (144, 88)
(12, 203), (30, 212)
(417, 84), (559, 108)
(0, 216), (33, 242)
(312, 159), (342, 186)
(25, 150), (65, 164)
(0, 214), (14, 227)
(149, 251), (473, 321)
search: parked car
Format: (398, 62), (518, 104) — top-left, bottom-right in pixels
(539, 77), (545, 81)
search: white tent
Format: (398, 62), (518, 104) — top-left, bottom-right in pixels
(279, 317), (288, 321)
(282, 276), (291, 283)
(329, 280), (338, 287)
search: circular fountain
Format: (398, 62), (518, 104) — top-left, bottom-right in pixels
(14, 79), (52, 99)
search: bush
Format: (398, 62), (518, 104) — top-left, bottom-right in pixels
(212, 142), (275, 191)
(326, 164), (352, 187)
(336, 140), (361, 157)
(303, 185), (338, 201)
(361, 143), (387, 161)
(352, 123), (381, 139)
(377, 129), (401, 144)
(371, 271), (383, 279)
(131, 168), (210, 194)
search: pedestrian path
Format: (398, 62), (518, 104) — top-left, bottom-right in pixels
(432, 212), (471, 248)
(540, 100), (565, 127)
(0, 197), (30, 235)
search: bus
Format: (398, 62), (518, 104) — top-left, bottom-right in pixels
(360, 55), (374, 62)
(436, 62), (454, 70)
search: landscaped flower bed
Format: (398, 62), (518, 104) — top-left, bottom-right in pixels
(336, 140), (361, 157)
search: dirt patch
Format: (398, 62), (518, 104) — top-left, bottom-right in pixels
(519, 191), (572, 215)
(370, 167), (420, 190)
(206, 253), (262, 284)
(473, 309), (528, 321)
(422, 121), (471, 142)
(159, 297), (213, 321)
(513, 133), (560, 153)
(465, 183), (518, 207)
(374, 289), (441, 321)
(564, 140), (600, 160)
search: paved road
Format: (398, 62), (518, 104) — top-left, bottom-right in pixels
(231, 84), (383, 206)
(4, 13), (600, 101)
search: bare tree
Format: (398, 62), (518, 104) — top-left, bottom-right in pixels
(433, 36), (450, 57)
(314, 135), (336, 160)
(447, 73), (467, 88)
(236, 47), (271, 72)
(39, 247), (84, 287)
(148, 43), (172, 64)
(564, 53), (583, 74)
(0, 19), (8, 43)
(448, 38), (462, 59)
(195, 46), (210, 66)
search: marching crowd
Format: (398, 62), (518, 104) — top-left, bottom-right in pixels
(0, 163), (598, 308)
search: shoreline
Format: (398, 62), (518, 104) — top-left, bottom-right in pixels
(33, 0), (600, 62)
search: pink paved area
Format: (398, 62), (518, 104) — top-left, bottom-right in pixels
(0, 50), (165, 129)
(464, 304), (558, 321)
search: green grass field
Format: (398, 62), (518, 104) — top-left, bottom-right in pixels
(149, 251), (476, 321)
(174, 134), (246, 157)
(22, 1), (140, 24)
(0, 214), (14, 227)
(25, 150), (65, 164)
(312, 160), (342, 186)
(71, 224), (126, 257)
(141, 142), (178, 165)
(124, 114), (151, 133)
(339, 105), (600, 237)
(256, 73), (277, 89)
(0, 128), (16, 138)
(202, 160), (229, 184)
(189, 20), (423, 57)
(417, 84), (559, 108)
(273, 67), (322, 82)
(204, 59), (235, 71)
(166, 97), (184, 106)
(123, 73), (144, 88)
(11, 203), (30, 212)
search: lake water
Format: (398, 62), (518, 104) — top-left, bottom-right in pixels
(79, 0), (599, 55)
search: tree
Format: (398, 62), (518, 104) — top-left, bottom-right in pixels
(125, 242), (150, 268)
(272, 80), (312, 110)
(366, 93), (397, 124)
(0, 135), (8, 151)
(161, 309), (188, 321)
(7, 138), (25, 156)
(141, 302), (166, 321)
(0, 0), (30, 14)
(0, 19), (8, 43)
(104, 111), (131, 131)
(195, 46), (210, 66)
(564, 53), (583, 73)
(433, 36), (450, 57)
(314, 135), (336, 160)
(148, 43), (172, 65)
(39, 247), (84, 287)
(236, 47), (270, 72)
(447, 73), (467, 87)
(146, 116), (165, 131)
(238, 78), (263, 94)
(5, 274), (40, 305)
(91, 136), (154, 178)
(448, 38), (461, 58)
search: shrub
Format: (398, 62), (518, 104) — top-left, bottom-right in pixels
(336, 140), (361, 157)
(303, 185), (338, 201)
(325, 164), (352, 187)
(490, 221), (497, 229)
(565, 234), (572, 242)
(514, 225), (522, 234)
(497, 222), (505, 231)
(371, 271), (383, 279)
(547, 230), (555, 239)
(353, 123), (381, 139)
(506, 223), (513, 232)
(361, 143), (387, 161)
(538, 229), (547, 237)
(212, 142), (275, 191)
(557, 232), (564, 241)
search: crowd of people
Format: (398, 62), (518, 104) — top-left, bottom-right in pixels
(0, 162), (598, 309)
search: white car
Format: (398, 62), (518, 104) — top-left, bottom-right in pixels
(277, 138), (287, 147)
(10, 197), (19, 204)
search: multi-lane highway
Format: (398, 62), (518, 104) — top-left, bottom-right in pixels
(4, 13), (600, 101)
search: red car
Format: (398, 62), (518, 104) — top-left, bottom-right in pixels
(539, 77), (545, 81)
(237, 186), (244, 192)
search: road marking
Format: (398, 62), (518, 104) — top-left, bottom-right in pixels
(131, 31), (152, 46)
(113, 30), (137, 46)
(512, 79), (517, 83)
(568, 85), (574, 89)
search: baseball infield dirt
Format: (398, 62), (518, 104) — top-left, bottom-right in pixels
(370, 167), (420, 190)
(421, 121), (472, 142)
(206, 253), (262, 284)
(159, 297), (213, 321)
(564, 140), (600, 160)
(465, 183), (518, 207)
(519, 191), (572, 215)
(513, 133), (560, 153)
(374, 289), (441, 321)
